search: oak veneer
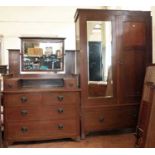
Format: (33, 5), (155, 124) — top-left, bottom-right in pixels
(75, 9), (152, 138)
(3, 48), (80, 147)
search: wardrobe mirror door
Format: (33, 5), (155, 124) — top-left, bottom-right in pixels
(87, 21), (113, 98)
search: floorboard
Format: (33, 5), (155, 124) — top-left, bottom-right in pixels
(10, 133), (136, 148)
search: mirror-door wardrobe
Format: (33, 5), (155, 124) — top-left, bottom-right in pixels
(74, 9), (152, 138)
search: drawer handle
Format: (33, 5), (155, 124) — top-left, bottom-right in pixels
(133, 114), (137, 119)
(21, 96), (28, 103)
(21, 127), (28, 133)
(7, 84), (13, 88)
(99, 117), (104, 123)
(21, 110), (28, 116)
(57, 108), (64, 113)
(69, 83), (73, 87)
(57, 96), (64, 101)
(57, 124), (64, 130)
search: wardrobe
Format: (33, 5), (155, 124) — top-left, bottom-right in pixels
(74, 9), (152, 138)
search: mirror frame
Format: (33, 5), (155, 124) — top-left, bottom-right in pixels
(86, 20), (114, 98)
(20, 37), (65, 72)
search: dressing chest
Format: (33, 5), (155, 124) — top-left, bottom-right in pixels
(3, 38), (81, 146)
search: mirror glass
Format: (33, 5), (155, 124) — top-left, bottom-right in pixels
(21, 38), (64, 71)
(87, 21), (113, 98)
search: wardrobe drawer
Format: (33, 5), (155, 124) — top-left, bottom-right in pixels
(7, 119), (79, 141)
(43, 92), (80, 105)
(4, 93), (42, 107)
(84, 106), (138, 132)
(6, 105), (78, 121)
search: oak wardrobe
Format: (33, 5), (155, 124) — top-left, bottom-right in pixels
(74, 9), (152, 138)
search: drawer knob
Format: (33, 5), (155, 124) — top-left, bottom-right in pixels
(21, 110), (28, 116)
(69, 83), (73, 87)
(57, 124), (64, 130)
(57, 96), (64, 101)
(21, 127), (28, 133)
(21, 96), (28, 103)
(99, 117), (104, 123)
(57, 108), (64, 113)
(133, 114), (137, 119)
(7, 84), (13, 88)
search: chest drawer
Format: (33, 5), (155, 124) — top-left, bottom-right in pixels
(41, 105), (78, 120)
(4, 93), (42, 107)
(43, 92), (80, 105)
(6, 105), (78, 121)
(7, 119), (79, 141)
(6, 106), (41, 121)
(84, 105), (138, 132)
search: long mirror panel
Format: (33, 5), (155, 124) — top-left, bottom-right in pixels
(87, 21), (113, 98)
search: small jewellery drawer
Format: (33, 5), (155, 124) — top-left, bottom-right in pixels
(7, 119), (78, 140)
(6, 105), (78, 121)
(4, 93), (42, 107)
(43, 92), (80, 105)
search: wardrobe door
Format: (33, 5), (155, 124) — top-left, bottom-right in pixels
(86, 19), (117, 103)
(118, 14), (152, 105)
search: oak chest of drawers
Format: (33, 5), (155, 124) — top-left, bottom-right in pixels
(3, 77), (81, 146)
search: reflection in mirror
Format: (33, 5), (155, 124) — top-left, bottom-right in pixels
(21, 38), (64, 71)
(87, 21), (113, 98)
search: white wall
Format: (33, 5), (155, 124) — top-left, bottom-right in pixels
(0, 6), (84, 65)
(0, 6), (153, 65)
(109, 6), (154, 63)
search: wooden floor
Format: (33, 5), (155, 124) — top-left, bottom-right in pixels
(10, 132), (136, 148)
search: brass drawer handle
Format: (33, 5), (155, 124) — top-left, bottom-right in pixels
(21, 96), (28, 103)
(7, 84), (13, 88)
(69, 83), (73, 87)
(21, 127), (28, 133)
(99, 117), (104, 123)
(57, 124), (64, 130)
(133, 114), (137, 119)
(21, 110), (28, 116)
(57, 96), (64, 101)
(57, 108), (64, 113)
(118, 60), (124, 65)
